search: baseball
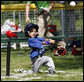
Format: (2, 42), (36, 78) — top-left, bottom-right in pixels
(70, 1), (76, 6)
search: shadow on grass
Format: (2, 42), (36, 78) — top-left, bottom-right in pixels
(53, 55), (83, 70)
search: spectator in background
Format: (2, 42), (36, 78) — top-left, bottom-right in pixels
(72, 45), (83, 56)
(25, 1), (55, 37)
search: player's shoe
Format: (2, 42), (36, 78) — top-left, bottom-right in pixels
(48, 68), (56, 74)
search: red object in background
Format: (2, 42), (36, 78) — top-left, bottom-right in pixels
(72, 46), (83, 56)
(10, 24), (18, 30)
(6, 30), (17, 38)
(54, 48), (66, 56)
(47, 25), (56, 32)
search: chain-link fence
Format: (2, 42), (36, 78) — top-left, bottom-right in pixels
(1, 2), (83, 49)
(1, 4), (83, 36)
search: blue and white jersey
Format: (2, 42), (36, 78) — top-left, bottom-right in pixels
(28, 37), (45, 59)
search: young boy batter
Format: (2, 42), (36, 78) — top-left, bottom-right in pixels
(24, 23), (56, 74)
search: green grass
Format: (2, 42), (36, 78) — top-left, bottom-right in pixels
(1, 49), (83, 81)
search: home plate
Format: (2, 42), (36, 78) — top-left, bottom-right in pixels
(1, 69), (36, 79)
(14, 69), (35, 75)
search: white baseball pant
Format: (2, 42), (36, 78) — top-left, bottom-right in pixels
(37, 13), (54, 37)
(31, 56), (55, 73)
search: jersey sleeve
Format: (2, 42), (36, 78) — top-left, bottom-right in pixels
(37, 37), (45, 42)
(28, 38), (43, 49)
